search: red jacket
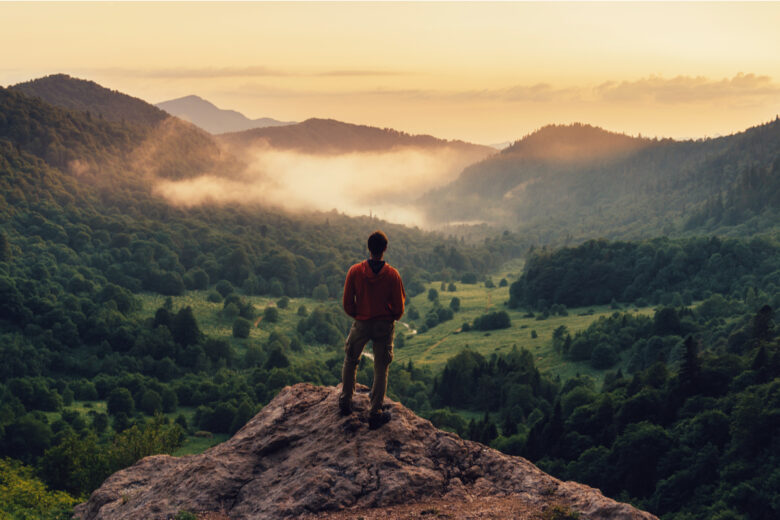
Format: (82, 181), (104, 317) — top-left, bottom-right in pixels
(342, 260), (405, 321)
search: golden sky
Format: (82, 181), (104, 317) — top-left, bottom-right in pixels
(2, 2), (780, 143)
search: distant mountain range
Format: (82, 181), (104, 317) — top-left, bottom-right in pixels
(156, 95), (295, 134)
(5, 73), (778, 242)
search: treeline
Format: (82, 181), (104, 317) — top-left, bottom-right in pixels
(510, 236), (780, 309)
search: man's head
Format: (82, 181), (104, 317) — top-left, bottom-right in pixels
(367, 230), (388, 259)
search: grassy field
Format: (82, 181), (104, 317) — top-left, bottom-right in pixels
(136, 291), (341, 364)
(137, 258), (655, 384)
(394, 260), (654, 382)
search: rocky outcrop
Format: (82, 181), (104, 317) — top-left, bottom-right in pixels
(74, 383), (657, 520)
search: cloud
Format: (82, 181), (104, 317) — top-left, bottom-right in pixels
(153, 146), (483, 227)
(222, 73), (780, 109)
(593, 73), (780, 106)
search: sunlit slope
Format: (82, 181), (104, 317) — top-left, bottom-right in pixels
(422, 120), (780, 240)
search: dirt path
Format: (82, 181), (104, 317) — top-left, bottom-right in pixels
(423, 335), (449, 356)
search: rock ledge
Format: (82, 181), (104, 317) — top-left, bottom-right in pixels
(74, 383), (657, 519)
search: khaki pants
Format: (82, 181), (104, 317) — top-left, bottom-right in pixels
(340, 319), (395, 414)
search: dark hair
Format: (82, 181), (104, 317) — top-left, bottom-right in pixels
(367, 230), (388, 256)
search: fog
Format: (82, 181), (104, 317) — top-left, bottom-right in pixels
(153, 145), (482, 227)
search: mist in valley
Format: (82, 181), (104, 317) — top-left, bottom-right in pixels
(153, 143), (483, 227)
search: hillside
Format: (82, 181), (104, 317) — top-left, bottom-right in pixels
(73, 383), (655, 520)
(421, 120), (780, 241)
(218, 117), (496, 156)
(11, 74), (168, 127)
(156, 95), (294, 134)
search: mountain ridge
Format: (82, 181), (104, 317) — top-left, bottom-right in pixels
(11, 74), (168, 127)
(420, 118), (780, 240)
(156, 95), (295, 134)
(218, 117), (496, 156)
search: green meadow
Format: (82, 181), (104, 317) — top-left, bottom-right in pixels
(138, 258), (655, 386)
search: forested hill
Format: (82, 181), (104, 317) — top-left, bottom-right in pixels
(501, 123), (655, 163)
(218, 117), (496, 156)
(0, 82), (521, 299)
(11, 74), (168, 127)
(421, 119), (780, 242)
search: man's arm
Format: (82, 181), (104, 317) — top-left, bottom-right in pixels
(391, 272), (405, 321)
(342, 267), (357, 318)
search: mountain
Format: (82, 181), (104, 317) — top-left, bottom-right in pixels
(8, 75), (239, 181)
(11, 74), (168, 127)
(73, 383), (656, 520)
(421, 120), (780, 241)
(156, 95), (294, 134)
(218, 117), (496, 156)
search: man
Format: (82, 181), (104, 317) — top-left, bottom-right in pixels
(340, 230), (405, 429)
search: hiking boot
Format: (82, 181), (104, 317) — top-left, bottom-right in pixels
(338, 395), (352, 416)
(368, 410), (391, 430)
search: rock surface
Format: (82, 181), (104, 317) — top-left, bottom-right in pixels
(74, 383), (657, 520)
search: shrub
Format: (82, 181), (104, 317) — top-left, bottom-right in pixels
(473, 311), (511, 331)
(263, 307), (279, 323)
(215, 279), (234, 297)
(233, 317), (251, 338)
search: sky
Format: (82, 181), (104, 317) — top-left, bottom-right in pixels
(2, 2), (780, 144)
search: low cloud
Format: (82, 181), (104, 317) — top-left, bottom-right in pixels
(153, 146), (481, 227)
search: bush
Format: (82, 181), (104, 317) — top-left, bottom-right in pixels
(215, 280), (234, 297)
(473, 311), (511, 331)
(312, 284), (329, 301)
(450, 297), (461, 312)
(428, 288), (439, 302)
(233, 317), (251, 338)
(206, 291), (222, 303)
(448, 282), (457, 292)
(499, 278), (508, 287)
(263, 307), (279, 323)
(106, 388), (134, 416)
(461, 272), (477, 284)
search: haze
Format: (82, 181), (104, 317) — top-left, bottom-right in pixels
(2, 2), (780, 144)
(153, 145), (477, 227)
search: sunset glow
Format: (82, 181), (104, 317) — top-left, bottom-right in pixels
(2, 2), (780, 143)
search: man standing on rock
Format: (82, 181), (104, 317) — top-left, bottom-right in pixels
(340, 230), (405, 429)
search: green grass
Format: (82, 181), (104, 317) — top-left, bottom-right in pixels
(136, 291), (341, 363)
(394, 259), (655, 383)
(136, 259), (656, 386)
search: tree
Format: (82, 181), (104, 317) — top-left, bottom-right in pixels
(312, 284), (329, 301)
(233, 318), (251, 338)
(263, 306), (279, 323)
(139, 390), (163, 415)
(171, 307), (202, 347)
(449, 297), (461, 312)
(106, 388), (135, 416)
(428, 288), (439, 302)
(678, 335), (700, 393)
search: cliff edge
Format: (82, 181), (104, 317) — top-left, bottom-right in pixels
(74, 383), (657, 519)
